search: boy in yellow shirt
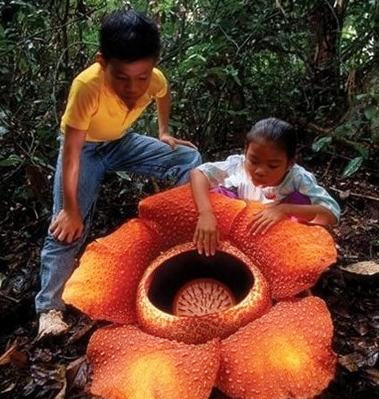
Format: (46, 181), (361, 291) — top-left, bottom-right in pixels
(36, 9), (201, 338)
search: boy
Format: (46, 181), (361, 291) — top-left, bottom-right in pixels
(36, 9), (201, 338)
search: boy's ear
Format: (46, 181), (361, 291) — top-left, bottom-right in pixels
(96, 52), (107, 68)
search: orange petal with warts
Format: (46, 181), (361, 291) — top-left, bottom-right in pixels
(63, 219), (160, 324)
(88, 325), (220, 399)
(230, 202), (337, 299)
(139, 184), (245, 248)
(217, 296), (336, 399)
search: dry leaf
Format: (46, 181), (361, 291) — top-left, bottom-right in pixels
(340, 260), (379, 276)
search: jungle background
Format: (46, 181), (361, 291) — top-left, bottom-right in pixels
(0, 0), (378, 398)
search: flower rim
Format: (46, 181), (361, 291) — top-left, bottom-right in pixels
(136, 241), (271, 344)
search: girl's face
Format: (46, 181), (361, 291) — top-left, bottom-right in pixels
(245, 137), (294, 187)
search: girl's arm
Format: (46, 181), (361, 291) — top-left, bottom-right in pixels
(249, 166), (340, 235)
(190, 169), (219, 256)
(156, 88), (197, 149)
(279, 203), (337, 225)
(249, 203), (337, 236)
(49, 126), (86, 243)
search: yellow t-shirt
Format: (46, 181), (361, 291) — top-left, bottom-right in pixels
(60, 63), (168, 142)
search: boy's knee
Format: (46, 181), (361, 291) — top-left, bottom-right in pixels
(184, 147), (202, 167)
(192, 149), (202, 167)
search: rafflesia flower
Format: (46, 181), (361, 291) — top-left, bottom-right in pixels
(63, 185), (337, 399)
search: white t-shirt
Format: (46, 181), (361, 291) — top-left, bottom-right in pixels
(197, 154), (340, 220)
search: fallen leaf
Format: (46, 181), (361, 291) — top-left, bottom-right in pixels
(365, 368), (379, 386)
(340, 260), (379, 276)
(0, 340), (27, 367)
(66, 355), (90, 392)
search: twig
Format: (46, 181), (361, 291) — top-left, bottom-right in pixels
(0, 291), (20, 304)
(275, 0), (286, 17)
(330, 187), (379, 202)
(321, 154), (335, 178)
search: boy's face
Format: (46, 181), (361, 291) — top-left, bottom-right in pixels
(98, 55), (156, 108)
(244, 137), (293, 187)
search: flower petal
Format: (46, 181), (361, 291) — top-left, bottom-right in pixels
(63, 219), (160, 324)
(230, 202), (337, 298)
(217, 296), (336, 399)
(139, 184), (245, 248)
(88, 325), (220, 399)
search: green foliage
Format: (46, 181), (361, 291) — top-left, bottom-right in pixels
(0, 0), (378, 210)
(342, 156), (364, 177)
(311, 86), (378, 176)
(312, 136), (332, 152)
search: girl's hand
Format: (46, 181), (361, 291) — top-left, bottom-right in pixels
(49, 209), (84, 243)
(248, 204), (288, 236)
(193, 211), (219, 256)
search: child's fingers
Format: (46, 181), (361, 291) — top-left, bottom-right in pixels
(196, 230), (204, 255)
(73, 226), (83, 242)
(168, 138), (177, 150)
(248, 214), (264, 234)
(250, 210), (264, 221)
(260, 220), (275, 235)
(49, 219), (58, 234)
(252, 218), (271, 236)
(161, 136), (177, 150)
(209, 231), (217, 256)
(193, 227), (199, 244)
(57, 229), (67, 242)
(182, 140), (198, 150)
(203, 232), (211, 256)
(51, 225), (63, 240)
(66, 231), (75, 244)
(174, 138), (198, 150)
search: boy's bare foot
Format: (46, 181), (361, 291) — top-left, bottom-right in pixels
(37, 310), (69, 340)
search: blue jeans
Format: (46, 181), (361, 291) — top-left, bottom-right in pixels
(35, 132), (202, 313)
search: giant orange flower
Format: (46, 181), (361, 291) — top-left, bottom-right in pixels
(63, 185), (337, 399)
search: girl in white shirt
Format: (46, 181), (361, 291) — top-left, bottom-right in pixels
(191, 117), (340, 256)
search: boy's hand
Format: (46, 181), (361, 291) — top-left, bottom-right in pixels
(160, 133), (198, 150)
(49, 209), (84, 243)
(248, 204), (288, 236)
(193, 211), (219, 256)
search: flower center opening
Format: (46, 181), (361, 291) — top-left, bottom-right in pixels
(173, 278), (235, 316)
(147, 249), (253, 316)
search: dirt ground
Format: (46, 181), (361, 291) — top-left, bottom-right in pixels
(0, 149), (378, 399)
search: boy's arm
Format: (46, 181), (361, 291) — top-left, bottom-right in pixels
(249, 203), (337, 236)
(190, 169), (219, 256)
(49, 126), (86, 243)
(156, 88), (197, 150)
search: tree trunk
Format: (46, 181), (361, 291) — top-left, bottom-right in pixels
(308, 0), (349, 111)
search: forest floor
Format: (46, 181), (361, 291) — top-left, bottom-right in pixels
(0, 146), (378, 399)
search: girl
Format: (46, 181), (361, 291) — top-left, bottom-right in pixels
(190, 117), (340, 256)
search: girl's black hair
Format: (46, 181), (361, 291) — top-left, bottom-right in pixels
(246, 117), (297, 159)
(100, 9), (160, 62)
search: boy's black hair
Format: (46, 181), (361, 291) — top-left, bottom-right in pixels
(100, 9), (160, 62)
(246, 117), (297, 159)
